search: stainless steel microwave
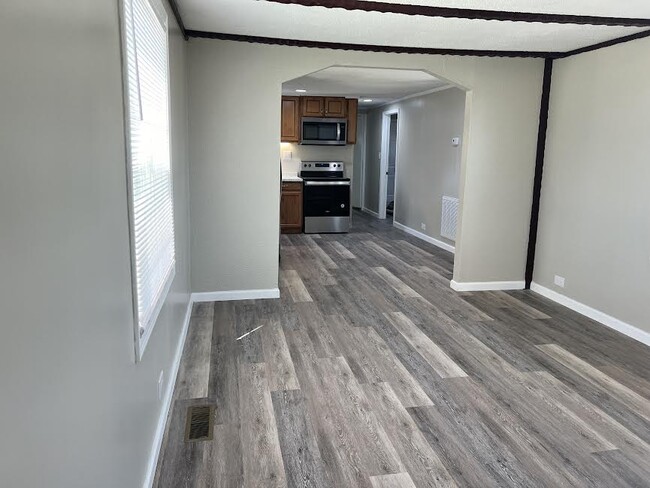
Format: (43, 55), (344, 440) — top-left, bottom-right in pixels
(301, 118), (347, 146)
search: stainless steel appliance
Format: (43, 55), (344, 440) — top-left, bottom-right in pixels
(301, 118), (347, 146)
(300, 161), (350, 233)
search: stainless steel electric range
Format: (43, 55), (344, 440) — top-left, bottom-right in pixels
(300, 161), (351, 234)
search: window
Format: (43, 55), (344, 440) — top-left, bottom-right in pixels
(122, 0), (175, 360)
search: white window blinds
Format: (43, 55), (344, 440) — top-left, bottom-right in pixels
(123, 0), (175, 359)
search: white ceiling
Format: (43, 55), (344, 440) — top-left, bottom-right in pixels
(177, 0), (650, 53)
(283, 67), (448, 107)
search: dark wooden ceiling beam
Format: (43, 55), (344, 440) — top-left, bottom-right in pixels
(556, 28), (650, 58)
(266, 0), (650, 28)
(167, 0), (188, 40)
(186, 30), (561, 58)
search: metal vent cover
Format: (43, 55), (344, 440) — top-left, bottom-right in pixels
(185, 405), (215, 442)
(441, 196), (459, 241)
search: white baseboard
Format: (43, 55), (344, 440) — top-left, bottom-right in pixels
(143, 296), (193, 488)
(450, 280), (526, 292)
(392, 221), (455, 254)
(361, 207), (380, 218)
(530, 282), (650, 347)
(192, 288), (280, 303)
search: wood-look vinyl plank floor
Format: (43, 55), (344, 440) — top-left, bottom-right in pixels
(154, 210), (650, 488)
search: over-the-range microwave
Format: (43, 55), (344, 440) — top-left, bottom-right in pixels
(301, 117), (347, 146)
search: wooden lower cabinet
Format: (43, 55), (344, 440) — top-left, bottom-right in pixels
(280, 181), (303, 233)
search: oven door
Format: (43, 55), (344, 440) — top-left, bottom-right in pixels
(303, 181), (351, 217)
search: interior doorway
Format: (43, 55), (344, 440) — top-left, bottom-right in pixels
(352, 113), (367, 209)
(379, 109), (399, 220)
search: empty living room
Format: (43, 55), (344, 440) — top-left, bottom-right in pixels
(1, 1), (649, 487)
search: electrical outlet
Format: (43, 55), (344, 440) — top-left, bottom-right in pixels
(158, 370), (164, 401)
(421, 223), (426, 231)
(554, 275), (566, 288)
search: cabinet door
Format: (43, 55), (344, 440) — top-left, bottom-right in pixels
(302, 97), (324, 117)
(324, 97), (347, 118)
(281, 96), (300, 142)
(346, 98), (358, 144)
(280, 187), (303, 233)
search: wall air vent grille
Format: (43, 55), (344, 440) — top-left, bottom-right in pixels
(441, 196), (459, 241)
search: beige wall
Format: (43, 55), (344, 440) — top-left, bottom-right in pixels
(364, 88), (466, 246)
(535, 37), (650, 334)
(0, 1), (191, 487)
(188, 39), (544, 291)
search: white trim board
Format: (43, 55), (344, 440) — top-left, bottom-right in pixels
(192, 288), (280, 303)
(393, 221), (455, 254)
(450, 280), (525, 292)
(378, 108), (400, 220)
(530, 282), (650, 348)
(143, 297), (193, 488)
(361, 207), (380, 218)
(376, 84), (454, 109)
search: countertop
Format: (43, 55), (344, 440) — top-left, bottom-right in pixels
(282, 173), (302, 182)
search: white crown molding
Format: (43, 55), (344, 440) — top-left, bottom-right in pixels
(392, 221), (455, 254)
(530, 282), (650, 347)
(375, 84), (454, 109)
(450, 280), (525, 292)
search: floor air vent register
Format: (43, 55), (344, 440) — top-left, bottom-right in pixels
(184, 405), (215, 442)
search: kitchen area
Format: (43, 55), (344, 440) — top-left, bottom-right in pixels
(279, 95), (358, 234)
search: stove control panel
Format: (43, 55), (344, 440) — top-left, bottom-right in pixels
(302, 161), (343, 170)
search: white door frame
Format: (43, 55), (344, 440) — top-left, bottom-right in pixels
(356, 113), (367, 209)
(379, 108), (399, 220)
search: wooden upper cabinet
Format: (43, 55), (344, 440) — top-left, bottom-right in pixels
(301, 97), (325, 117)
(281, 96), (300, 142)
(282, 95), (358, 144)
(324, 97), (347, 118)
(346, 98), (358, 144)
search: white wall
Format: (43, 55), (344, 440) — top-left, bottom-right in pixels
(534, 37), (650, 335)
(282, 143), (354, 177)
(0, 1), (191, 487)
(188, 39), (544, 291)
(364, 88), (466, 246)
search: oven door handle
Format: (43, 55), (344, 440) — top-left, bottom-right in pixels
(304, 181), (350, 186)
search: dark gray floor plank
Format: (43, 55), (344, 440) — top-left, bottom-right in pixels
(174, 303), (214, 401)
(272, 389), (332, 488)
(238, 362), (287, 488)
(362, 382), (456, 488)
